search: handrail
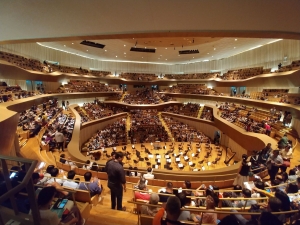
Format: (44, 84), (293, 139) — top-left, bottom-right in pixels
(127, 200), (299, 215)
(0, 157), (38, 203)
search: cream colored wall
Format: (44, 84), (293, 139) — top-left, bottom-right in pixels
(1, 39), (300, 75)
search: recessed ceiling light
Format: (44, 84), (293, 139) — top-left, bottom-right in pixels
(214, 48), (216, 50)
(105, 50), (107, 52)
(165, 48), (167, 49)
(124, 56), (126, 57)
(155, 48), (157, 49)
(142, 57), (143, 58)
(212, 56), (214, 57)
(72, 43), (74, 45)
(234, 47), (236, 49)
(145, 47), (147, 49)
(165, 59), (167, 60)
(64, 45), (66, 47)
(193, 57), (194, 58)
(160, 55), (162, 56)
(133, 38), (134, 39)
(207, 53), (209, 54)
(124, 52), (126, 54)
(158, 58), (160, 59)
(235, 39), (237, 41)
(86, 50), (88, 51)
(178, 55), (180, 56)
(116, 56), (117, 57)
(124, 45), (126, 47)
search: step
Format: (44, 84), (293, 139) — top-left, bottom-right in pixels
(46, 151), (57, 165)
(40, 150), (54, 166)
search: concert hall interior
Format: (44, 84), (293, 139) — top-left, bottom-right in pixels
(1, 1), (300, 225)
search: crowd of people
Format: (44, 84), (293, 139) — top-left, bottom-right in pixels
(165, 84), (216, 95)
(122, 89), (161, 104)
(164, 72), (218, 80)
(0, 83), (43, 103)
(200, 106), (214, 121)
(40, 112), (75, 152)
(76, 102), (125, 123)
(58, 80), (119, 93)
(18, 98), (60, 138)
(82, 118), (127, 151)
(119, 73), (157, 81)
(163, 103), (201, 118)
(129, 109), (169, 143)
(163, 116), (210, 143)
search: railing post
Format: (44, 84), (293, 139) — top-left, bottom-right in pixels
(1, 159), (19, 215)
(25, 163), (40, 225)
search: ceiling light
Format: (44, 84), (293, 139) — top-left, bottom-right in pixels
(64, 45), (66, 47)
(234, 47), (236, 49)
(105, 50), (107, 52)
(72, 43), (74, 45)
(86, 50), (88, 51)
(160, 55), (162, 56)
(116, 56), (117, 57)
(165, 48), (167, 49)
(142, 57), (143, 58)
(212, 56), (214, 57)
(214, 48), (216, 50)
(235, 39), (237, 41)
(178, 55), (180, 56)
(207, 53), (209, 54)
(133, 38), (134, 39)
(145, 47), (147, 49)
(193, 57), (194, 58)
(124, 45), (126, 47)
(165, 59), (167, 60)
(155, 48), (157, 49)
(158, 58), (160, 59)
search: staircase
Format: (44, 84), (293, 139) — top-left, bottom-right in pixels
(119, 92), (127, 102)
(126, 113), (131, 144)
(198, 106), (204, 118)
(18, 136), (28, 149)
(158, 112), (174, 141)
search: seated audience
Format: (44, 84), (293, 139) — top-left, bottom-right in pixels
(63, 170), (79, 189)
(140, 193), (160, 216)
(78, 172), (102, 201)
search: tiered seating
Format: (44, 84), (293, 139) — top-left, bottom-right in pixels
(119, 73), (157, 81)
(218, 102), (280, 134)
(18, 98), (61, 138)
(82, 117), (127, 151)
(277, 59), (300, 72)
(221, 67), (264, 80)
(165, 84), (216, 95)
(105, 93), (122, 101)
(38, 112), (75, 152)
(0, 83), (42, 103)
(123, 89), (161, 104)
(163, 103), (200, 118)
(0, 51), (45, 72)
(129, 110), (169, 143)
(200, 106), (214, 121)
(162, 116), (211, 144)
(157, 93), (175, 102)
(75, 102), (125, 123)
(59, 80), (119, 93)
(164, 72), (219, 80)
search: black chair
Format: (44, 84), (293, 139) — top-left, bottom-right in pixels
(146, 162), (151, 167)
(198, 159), (204, 165)
(139, 157), (145, 162)
(133, 159), (139, 166)
(145, 157), (149, 161)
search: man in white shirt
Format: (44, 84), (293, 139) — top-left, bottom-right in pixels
(63, 170), (79, 189)
(143, 167), (154, 180)
(55, 128), (65, 152)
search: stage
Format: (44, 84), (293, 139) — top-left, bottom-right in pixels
(87, 142), (239, 172)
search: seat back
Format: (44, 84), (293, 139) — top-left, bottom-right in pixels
(74, 189), (92, 204)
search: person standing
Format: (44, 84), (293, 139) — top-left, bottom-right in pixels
(55, 129), (65, 152)
(106, 151), (126, 211)
(267, 150), (283, 181)
(62, 100), (66, 110)
(66, 101), (69, 111)
(233, 154), (251, 188)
